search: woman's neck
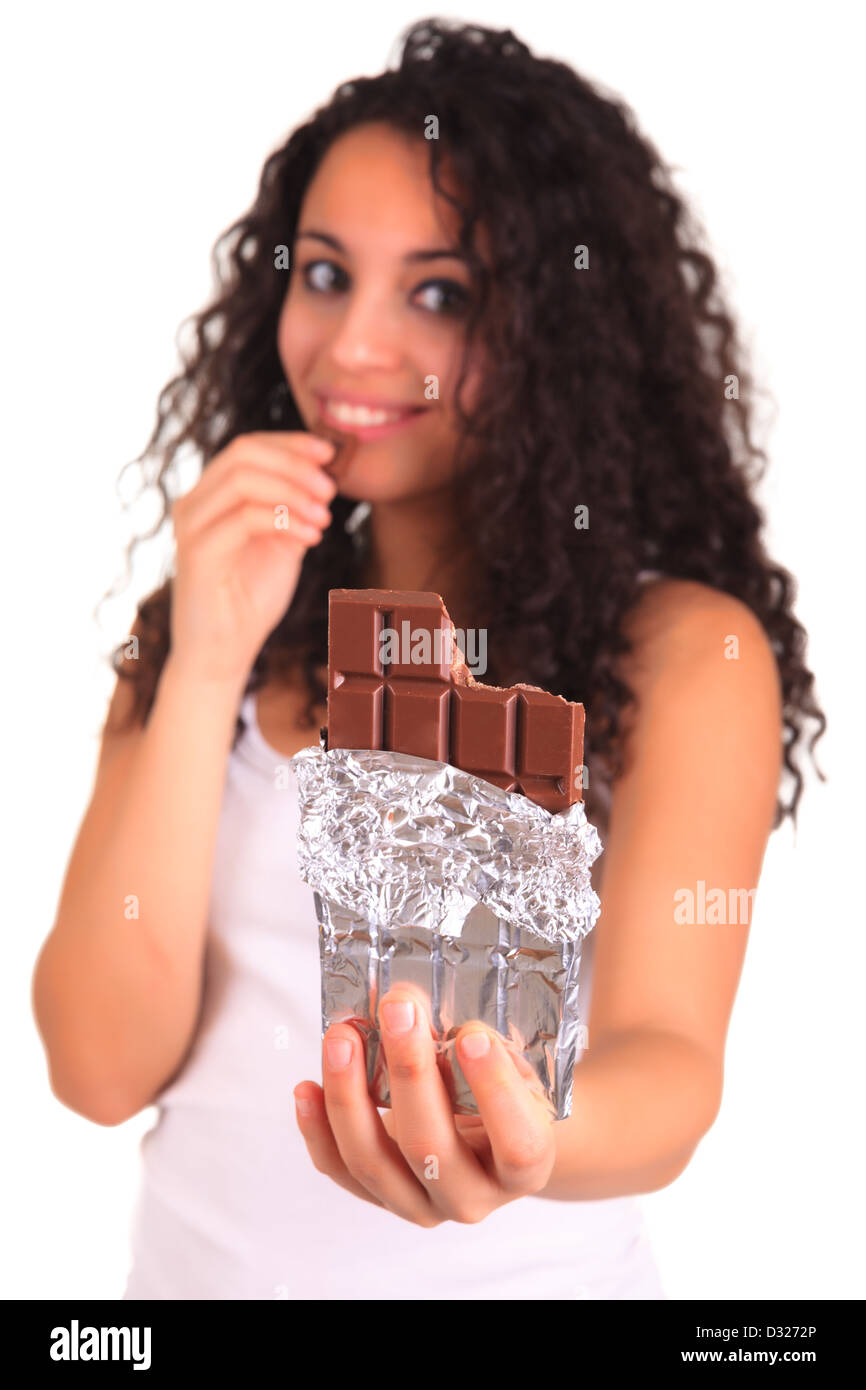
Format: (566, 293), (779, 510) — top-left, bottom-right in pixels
(356, 491), (478, 632)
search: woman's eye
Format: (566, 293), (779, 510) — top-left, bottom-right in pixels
(411, 279), (470, 316)
(299, 261), (468, 316)
(301, 259), (346, 293)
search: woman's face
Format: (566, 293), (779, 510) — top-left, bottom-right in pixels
(277, 122), (484, 502)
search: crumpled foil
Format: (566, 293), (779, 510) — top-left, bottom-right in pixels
(290, 744), (603, 1120)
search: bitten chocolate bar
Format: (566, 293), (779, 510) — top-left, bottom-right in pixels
(327, 588), (584, 812)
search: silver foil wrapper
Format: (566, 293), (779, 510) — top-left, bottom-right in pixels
(290, 744), (603, 1120)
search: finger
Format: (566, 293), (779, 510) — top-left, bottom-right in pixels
(174, 464), (333, 541)
(172, 434), (336, 528)
(321, 1023), (443, 1227)
(175, 446), (335, 532)
(293, 1083), (387, 1210)
(382, 1105), (491, 1159)
(233, 430), (339, 469)
(455, 1025), (556, 1196)
(378, 984), (498, 1222)
(503, 1040), (550, 1092)
(189, 501), (324, 564)
(227, 432), (339, 490)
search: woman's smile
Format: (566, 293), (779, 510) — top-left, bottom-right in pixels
(315, 389), (429, 440)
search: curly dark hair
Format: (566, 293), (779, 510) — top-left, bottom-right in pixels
(100, 15), (826, 832)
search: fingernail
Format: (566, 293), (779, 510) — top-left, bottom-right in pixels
(294, 1093), (314, 1117)
(382, 1000), (415, 1034)
(460, 1031), (490, 1060)
(325, 1037), (353, 1069)
(309, 437), (337, 457)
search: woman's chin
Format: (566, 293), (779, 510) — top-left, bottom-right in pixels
(335, 466), (449, 506)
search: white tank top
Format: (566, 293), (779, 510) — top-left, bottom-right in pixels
(121, 688), (664, 1300)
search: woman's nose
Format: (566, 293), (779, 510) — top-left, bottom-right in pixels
(326, 291), (405, 371)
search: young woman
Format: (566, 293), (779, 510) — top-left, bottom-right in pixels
(33, 19), (825, 1300)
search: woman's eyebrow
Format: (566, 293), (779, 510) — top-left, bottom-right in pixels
(294, 229), (469, 264)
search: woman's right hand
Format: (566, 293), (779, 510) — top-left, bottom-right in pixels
(168, 430), (338, 686)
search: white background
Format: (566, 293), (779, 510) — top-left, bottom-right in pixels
(3, 0), (863, 1300)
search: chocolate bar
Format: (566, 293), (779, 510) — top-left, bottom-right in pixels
(326, 589), (584, 812)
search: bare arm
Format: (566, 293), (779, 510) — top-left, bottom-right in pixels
(32, 431), (337, 1125)
(31, 652), (248, 1124)
(540, 580), (783, 1198)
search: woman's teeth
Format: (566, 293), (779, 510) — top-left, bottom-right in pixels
(324, 399), (413, 427)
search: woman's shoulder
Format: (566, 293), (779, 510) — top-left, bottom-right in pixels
(628, 575), (763, 630)
(622, 577), (777, 678)
(614, 577), (783, 760)
(606, 576), (783, 830)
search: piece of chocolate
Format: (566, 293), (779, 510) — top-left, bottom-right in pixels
(313, 419), (359, 483)
(327, 589), (584, 812)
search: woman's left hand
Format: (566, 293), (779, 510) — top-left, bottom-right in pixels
(293, 982), (556, 1225)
